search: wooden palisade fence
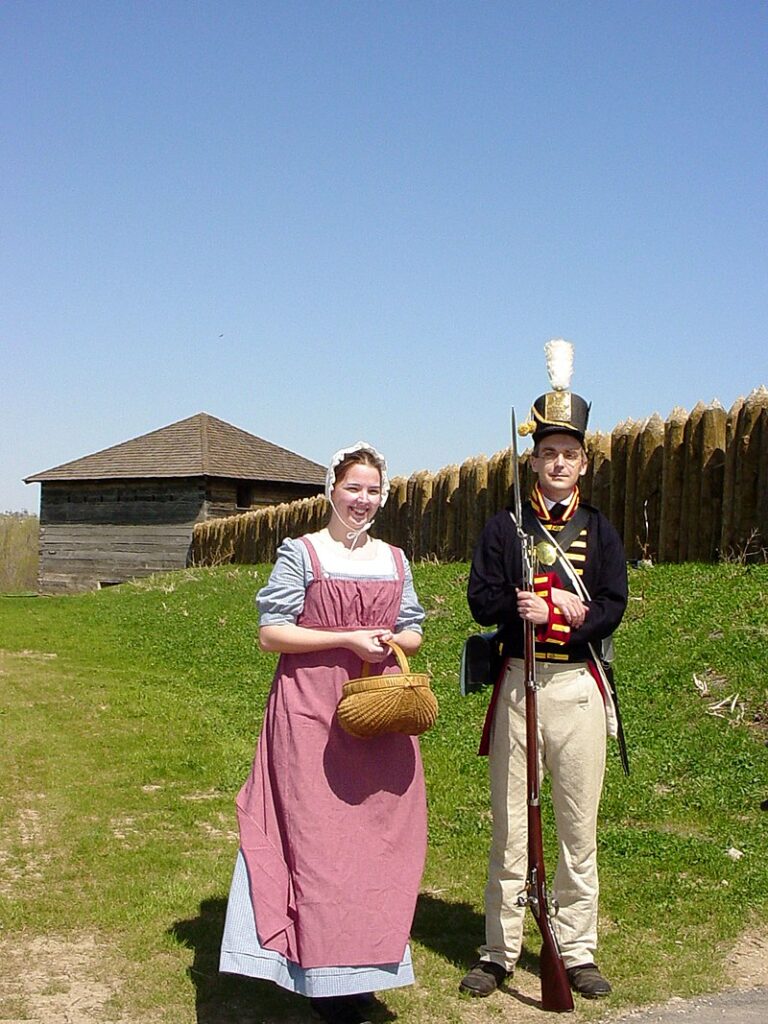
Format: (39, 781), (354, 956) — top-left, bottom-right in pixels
(192, 388), (768, 566)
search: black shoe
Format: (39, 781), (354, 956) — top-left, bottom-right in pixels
(349, 993), (376, 1010)
(309, 995), (373, 1024)
(459, 960), (509, 997)
(566, 963), (612, 998)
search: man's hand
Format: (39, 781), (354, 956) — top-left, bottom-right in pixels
(516, 589), (550, 625)
(551, 588), (588, 628)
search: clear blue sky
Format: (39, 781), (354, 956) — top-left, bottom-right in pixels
(3, 0), (767, 512)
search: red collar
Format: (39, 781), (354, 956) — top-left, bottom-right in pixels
(530, 483), (580, 523)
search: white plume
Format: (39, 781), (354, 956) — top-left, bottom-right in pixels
(544, 338), (574, 391)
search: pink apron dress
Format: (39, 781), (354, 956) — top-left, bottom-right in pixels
(236, 537), (427, 969)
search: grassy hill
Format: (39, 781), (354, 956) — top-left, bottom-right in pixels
(1, 560), (767, 1023)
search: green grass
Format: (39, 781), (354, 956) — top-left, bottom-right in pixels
(1, 561), (767, 1023)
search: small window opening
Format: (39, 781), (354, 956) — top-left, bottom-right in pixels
(236, 484), (253, 509)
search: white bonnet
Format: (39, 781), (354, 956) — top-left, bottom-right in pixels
(325, 441), (390, 507)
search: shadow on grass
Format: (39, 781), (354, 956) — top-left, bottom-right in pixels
(412, 891), (548, 1007)
(168, 896), (305, 1024)
(169, 891), (545, 1021)
(411, 891), (486, 967)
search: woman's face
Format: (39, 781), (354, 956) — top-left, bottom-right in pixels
(331, 462), (382, 530)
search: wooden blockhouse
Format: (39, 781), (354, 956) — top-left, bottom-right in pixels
(25, 413), (325, 593)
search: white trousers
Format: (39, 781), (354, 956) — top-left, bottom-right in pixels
(481, 658), (606, 971)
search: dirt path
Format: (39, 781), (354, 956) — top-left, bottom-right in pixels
(608, 988), (768, 1024)
(603, 930), (768, 1023)
(0, 935), (124, 1024)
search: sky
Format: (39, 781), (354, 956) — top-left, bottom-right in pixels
(2, 0), (767, 513)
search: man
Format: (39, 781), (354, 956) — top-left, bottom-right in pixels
(460, 340), (628, 1001)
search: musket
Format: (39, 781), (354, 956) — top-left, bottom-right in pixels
(511, 409), (574, 1014)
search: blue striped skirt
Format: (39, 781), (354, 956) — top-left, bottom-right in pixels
(219, 851), (415, 997)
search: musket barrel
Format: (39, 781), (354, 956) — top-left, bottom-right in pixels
(511, 406), (575, 1013)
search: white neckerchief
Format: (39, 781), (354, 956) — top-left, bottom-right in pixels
(542, 490), (576, 510)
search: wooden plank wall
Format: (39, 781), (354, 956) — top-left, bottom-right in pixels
(38, 478), (205, 592)
(205, 479), (322, 520)
(37, 523), (196, 592)
(35, 476), (326, 592)
(41, 479), (206, 525)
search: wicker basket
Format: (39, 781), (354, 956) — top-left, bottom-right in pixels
(336, 639), (438, 738)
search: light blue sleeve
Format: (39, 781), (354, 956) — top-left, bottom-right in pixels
(396, 554), (426, 635)
(255, 537), (313, 626)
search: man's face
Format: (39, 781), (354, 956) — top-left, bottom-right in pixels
(530, 433), (587, 501)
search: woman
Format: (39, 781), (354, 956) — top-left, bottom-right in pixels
(220, 442), (427, 1024)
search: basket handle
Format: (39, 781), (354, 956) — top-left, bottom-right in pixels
(360, 637), (410, 677)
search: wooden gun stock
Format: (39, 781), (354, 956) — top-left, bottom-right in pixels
(539, 923), (576, 1012)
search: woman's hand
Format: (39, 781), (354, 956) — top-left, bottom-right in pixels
(258, 624), (422, 662)
(343, 629), (394, 663)
(551, 588), (589, 628)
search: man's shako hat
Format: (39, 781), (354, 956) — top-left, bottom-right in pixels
(518, 338), (591, 445)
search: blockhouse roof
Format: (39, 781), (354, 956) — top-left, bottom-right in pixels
(25, 413), (326, 486)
